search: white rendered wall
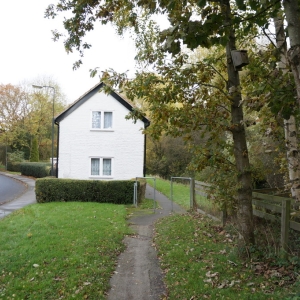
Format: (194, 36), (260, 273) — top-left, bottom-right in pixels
(57, 91), (145, 180)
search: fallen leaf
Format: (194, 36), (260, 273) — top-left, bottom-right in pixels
(228, 280), (235, 287)
(206, 271), (219, 278)
(228, 260), (238, 266)
(218, 282), (226, 289)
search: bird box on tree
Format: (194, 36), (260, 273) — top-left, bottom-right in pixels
(231, 50), (249, 71)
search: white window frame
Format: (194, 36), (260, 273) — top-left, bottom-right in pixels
(91, 111), (113, 131)
(90, 157), (114, 178)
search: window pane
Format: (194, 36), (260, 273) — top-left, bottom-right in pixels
(92, 111), (101, 128)
(91, 158), (100, 175)
(103, 159), (111, 176)
(104, 112), (112, 128)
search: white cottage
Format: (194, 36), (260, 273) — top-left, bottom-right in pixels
(54, 82), (149, 180)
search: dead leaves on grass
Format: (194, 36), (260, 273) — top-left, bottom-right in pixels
(250, 261), (299, 286)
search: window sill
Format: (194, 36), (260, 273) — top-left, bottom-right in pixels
(89, 176), (113, 179)
(90, 129), (114, 132)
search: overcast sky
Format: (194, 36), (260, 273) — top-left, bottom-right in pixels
(0, 0), (138, 103)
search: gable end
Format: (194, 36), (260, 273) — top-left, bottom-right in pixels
(55, 82), (150, 126)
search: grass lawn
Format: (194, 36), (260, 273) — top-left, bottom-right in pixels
(154, 213), (300, 299)
(0, 202), (130, 299)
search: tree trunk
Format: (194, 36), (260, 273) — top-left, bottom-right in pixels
(274, 16), (300, 202)
(283, 0), (300, 105)
(222, 0), (255, 248)
(284, 116), (300, 201)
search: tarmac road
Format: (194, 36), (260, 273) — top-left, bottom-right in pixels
(0, 174), (27, 205)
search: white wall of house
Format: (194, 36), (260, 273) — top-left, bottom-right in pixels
(57, 91), (145, 180)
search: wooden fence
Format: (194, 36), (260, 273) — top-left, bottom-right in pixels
(194, 181), (300, 252)
(252, 191), (300, 252)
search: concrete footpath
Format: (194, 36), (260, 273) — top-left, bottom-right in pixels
(0, 172), (36, 220)
(107, 185), (186, 300)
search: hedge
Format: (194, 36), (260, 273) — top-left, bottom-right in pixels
(7, 162), (22, 172)
(21, 162), (51, 178)
(35, 178), (145, 204)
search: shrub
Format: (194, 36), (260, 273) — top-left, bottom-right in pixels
(6, 150), (25, 172)
(7, 162), (22, 172)
(35, 178), (143, 204)
(7, 150), (25, 162)
(21, 162), (51, 178)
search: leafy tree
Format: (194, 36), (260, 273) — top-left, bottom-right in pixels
(147, 134), (195, 179)
(0, 84), (29, 149)
(0, 80), (67, 162)
(240, 13), (300, 201)
(273, 14), (300, 201)
(46, 0), (283, 249)
(28, 80), (66, 161)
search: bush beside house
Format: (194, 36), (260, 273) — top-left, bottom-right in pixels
(36, 178), (145, 204)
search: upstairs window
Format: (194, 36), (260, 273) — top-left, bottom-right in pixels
(91, 111), (113, 129)
(92, 111), (101, 129)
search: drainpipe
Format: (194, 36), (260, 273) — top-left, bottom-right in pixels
(55, 121), (59, 178)
(143, 121), (150, 177)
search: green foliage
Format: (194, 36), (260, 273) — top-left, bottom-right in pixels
(138, 198), (158, 209)
(30, 136), (39, 162)
(45, 0), (281, 68)
(47, 0), (289, 246)
(0, 202), (130, 299)
(7, 150), (25, 172)
(35, 178), (140, 204)
(20, 162), (51, 178)
(146, 135), (195, 179)
(243, 46), (299, 120)
(0, 81), (67, 164)
(7, 162), (22, 172)
(7, 150), (25, 162)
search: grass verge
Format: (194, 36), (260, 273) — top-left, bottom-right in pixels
(154, 213), (300, 299)
(0, 202), (130, 299)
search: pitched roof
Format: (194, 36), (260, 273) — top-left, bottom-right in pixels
(55, 82), (150, 126)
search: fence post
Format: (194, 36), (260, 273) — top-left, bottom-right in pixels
(221, 207), (227, 227)
(281, 199), (291, 255)
(171, 179), (173, 212)
(133, 181), (138, 207)
(190, 178), (196, 211)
